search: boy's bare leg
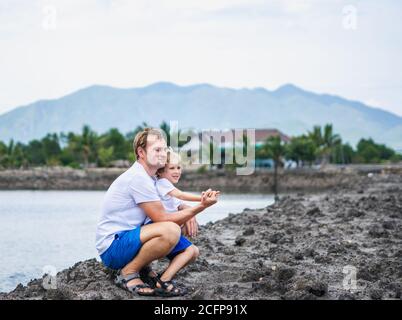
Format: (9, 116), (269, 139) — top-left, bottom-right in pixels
(159, 245), (199, 283)
(121, 222), (181, 292)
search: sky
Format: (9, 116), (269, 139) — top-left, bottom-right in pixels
(0, 0), (401, 116)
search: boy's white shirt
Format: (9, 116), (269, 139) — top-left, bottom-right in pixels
(144, 178), (183, 224)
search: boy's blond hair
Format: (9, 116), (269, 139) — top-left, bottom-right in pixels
(156, 148), (181, 177)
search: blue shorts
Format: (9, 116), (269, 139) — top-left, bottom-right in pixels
(100, 224), (193, 270)
(100, 227), (142, 270)
(167, 235), (193, 260)
(145, 221), (193, 260)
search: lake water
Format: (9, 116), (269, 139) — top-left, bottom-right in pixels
(0, 191), (274, 293)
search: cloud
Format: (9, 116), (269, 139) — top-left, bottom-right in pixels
(0, 0), (401, 117)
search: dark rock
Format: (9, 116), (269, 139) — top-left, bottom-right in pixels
(191, 289), (205, 300)
(357, 264), (381, 282)
(369, 288), (383, 300)
(223, 248), (236, 256)
(314, 255), (330, 264)
(295, 278), (328, 297)
(306, 207), (321, 216)
(243, 227), (255, 236)
(294, 252), (304, 260)
(338, 293), (356, 300)
(382, 221), (395, 230)
(252, 279), (277, 294)
(269, 233), (284, 244)
(328, 243), (346, 255)
(368, 225), (389, 238)
(276, 267), (295, 282)
(307, 281), (328, 297)
(235, 236), (246, 246)
(303, 248), (317, 258)
(240, 269), (262, 282)
(347, 208), (365, 218)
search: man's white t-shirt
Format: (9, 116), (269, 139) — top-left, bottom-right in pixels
(144, 178), (183, 225)
(95, 161), (160, 255)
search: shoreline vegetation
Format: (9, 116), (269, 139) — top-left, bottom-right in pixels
(1, 123), (401, 171)
(1, 172), (401, 300)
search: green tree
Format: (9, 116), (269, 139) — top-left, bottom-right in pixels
(0, 141), (8, 168)
(26, 140), (45, 165)
(80, 125), (98, 167)
(355, 138), (396, 163)
(98, 146), (114, 167)
(41, 133), (61, 165)
(285, 135), (316, 166)
(99, 128), (128, 160)
(12, 142), (28, 168)
(332, 143), (355, 164)
(308, 124), (341, 164)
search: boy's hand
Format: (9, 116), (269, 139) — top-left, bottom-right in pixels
(201, 189), (218, 208)
(183, 217), (199, 238)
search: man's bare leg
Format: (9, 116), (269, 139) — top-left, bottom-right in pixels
(121, 222), (181, 292)
(159, 245), (199, 283)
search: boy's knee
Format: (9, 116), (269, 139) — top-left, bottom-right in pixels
(191, 245), (200, 261)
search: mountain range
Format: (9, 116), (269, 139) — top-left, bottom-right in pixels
(0, 82), (401, 150)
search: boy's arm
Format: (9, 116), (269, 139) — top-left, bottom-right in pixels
(169, 188), (220, 202)
(139, 189), (218, 225)
(169, 188), (202, 202)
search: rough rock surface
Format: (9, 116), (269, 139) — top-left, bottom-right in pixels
(1, 173), (402, 300)
(0, 166), (388, 192)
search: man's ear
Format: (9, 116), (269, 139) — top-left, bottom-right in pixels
(137, 146), (146, 160)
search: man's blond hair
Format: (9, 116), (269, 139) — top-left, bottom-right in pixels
(133, 128), (165, 159)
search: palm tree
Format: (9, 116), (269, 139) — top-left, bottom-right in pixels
(159, 121), (171, 146)
(322, 124), (341, 163)
(308, 125), (324, 147)
(80, 125), (98, 168)
(308, 124), (341, 165)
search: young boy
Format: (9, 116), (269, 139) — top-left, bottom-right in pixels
(142, 149), (219, 294)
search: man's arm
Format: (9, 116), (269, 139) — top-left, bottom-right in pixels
(139, 201), (206, 226)
(139, 190), (218, 226)
(179, 203), (199, 237)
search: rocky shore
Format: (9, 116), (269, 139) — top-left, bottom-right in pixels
(1, 172), (401, 300)
(1, 165), (398, 192)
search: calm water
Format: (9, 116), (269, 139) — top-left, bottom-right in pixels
(0, 191), (273, 293)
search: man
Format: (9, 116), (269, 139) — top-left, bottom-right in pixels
(95, 128), (218, 296)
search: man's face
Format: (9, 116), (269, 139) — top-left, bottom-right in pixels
(144, 135), (168, 168)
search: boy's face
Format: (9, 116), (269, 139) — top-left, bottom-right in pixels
(160, 162), (182, 184)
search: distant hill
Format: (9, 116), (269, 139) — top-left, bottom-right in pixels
(1, 82), (401, 150)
